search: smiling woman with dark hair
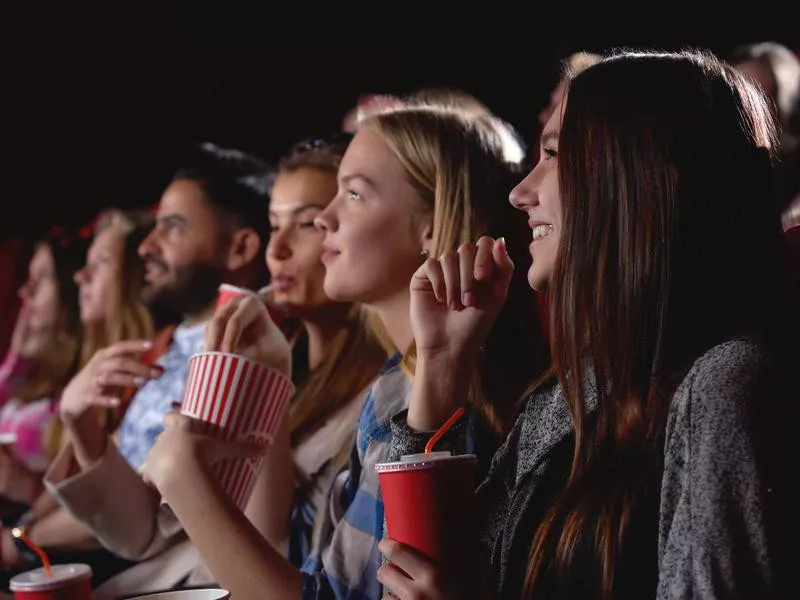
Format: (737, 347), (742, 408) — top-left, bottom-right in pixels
(381, 50), (796, 600)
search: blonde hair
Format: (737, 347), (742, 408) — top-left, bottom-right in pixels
(43, 209), (157, 457)
(79, 209), (155, 366)
(360, 105), (549, 430)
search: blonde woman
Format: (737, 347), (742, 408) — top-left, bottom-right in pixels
(142, 103), (549, 600)
(1, 210), (156, 581)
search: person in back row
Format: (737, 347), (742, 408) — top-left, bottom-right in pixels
(32, 143), (270, 593)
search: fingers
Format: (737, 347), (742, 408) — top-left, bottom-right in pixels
(96, 356), (163, 383)
(458, 242), (477, 307)
(413, 258), (445, 303)
(221, 296), (269, 353)
(492, 237), (513, 277)
(414, 237), (511, 311)
(439, 250), (462, 310)
(376, 562), (414, 599)
(473, 236), (496, 282)
(491, 237), (514, 295)
(378, 538), (434, 579)
(102, 340), (154, 358)
(92, 396), (123, 408)
(204, 300), (239, 352)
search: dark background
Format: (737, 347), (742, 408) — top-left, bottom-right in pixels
(2, 3), (798, 241)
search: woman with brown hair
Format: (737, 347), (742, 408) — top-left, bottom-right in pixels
(0, 231), (85, 507)
(262, 133), (387, 566)
(381, 50), (795, 599)
(139, 102), (548, 600)
(0, 210), (156, 578)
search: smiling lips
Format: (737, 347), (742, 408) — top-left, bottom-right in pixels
(530, 222), (554, 242)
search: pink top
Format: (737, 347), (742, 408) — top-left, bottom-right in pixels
(0, 352), (57, 472)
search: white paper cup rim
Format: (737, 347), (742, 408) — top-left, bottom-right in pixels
(0, 432), (18, 445)
(9, 564), (92, 591)
(122, 589), (230, 600)
(189, 350), (272, 368)
(218, 283), (255, 295)
(375, 453), (476, 473)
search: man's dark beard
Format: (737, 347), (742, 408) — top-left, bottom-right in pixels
(143, 261), (222, 320)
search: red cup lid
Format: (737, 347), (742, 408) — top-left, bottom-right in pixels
(10, 564), (92, 592)
(375, 452), (476, 472)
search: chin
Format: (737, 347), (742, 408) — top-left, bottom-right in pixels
(527, 267), (550, 293)
(322, 279), (357, 303)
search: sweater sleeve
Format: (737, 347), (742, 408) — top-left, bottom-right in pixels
(657, 340), (780, 600)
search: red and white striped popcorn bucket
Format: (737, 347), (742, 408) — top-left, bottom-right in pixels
(179, 351), (294, 511)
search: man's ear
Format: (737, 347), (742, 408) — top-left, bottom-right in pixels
(224, 227), (262, 271)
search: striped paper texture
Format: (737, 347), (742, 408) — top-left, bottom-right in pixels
(180, 351), (294, 511)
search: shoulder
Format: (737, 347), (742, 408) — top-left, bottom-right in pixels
(667, 338), (777, 451)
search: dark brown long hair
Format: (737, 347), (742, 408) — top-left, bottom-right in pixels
(524, 51), (788, 597)
(14, 233), (86, 404)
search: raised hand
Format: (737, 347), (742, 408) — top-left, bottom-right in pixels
(410, 237), (513, 365)
(407, 237), (513, 430)
(203, 296), (291, 379)
(60, 340), (161, 424)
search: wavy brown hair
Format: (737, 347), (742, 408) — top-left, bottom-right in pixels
(14, 235), (85, 405)
(524, 51), (787, 598)
(273, 135), (387, 468)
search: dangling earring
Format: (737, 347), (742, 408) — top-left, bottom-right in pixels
(419, 249), (429, 262)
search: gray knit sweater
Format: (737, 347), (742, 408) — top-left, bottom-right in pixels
(390, 339), (786, 599)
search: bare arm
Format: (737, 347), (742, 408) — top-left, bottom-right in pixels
(243, 412), (294, 557)
(158, 448), (302, 600)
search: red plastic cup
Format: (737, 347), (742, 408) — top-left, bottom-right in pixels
(9, 564), (92, 600)
(215, 284), (286, 326)
(121, 589), (230, 600)
(376, 452), (477, 568)
(179, 351), (294, 511)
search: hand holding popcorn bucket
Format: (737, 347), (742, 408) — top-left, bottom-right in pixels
(175, 350), (294, 511)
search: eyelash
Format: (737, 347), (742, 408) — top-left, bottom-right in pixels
(270, 221), (318, 233)
(543, 147), (558, 160)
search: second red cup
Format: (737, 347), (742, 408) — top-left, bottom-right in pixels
(9, 564), (92, 600)
(215, 284), (286, 326)
(376, 452), (477, 569)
